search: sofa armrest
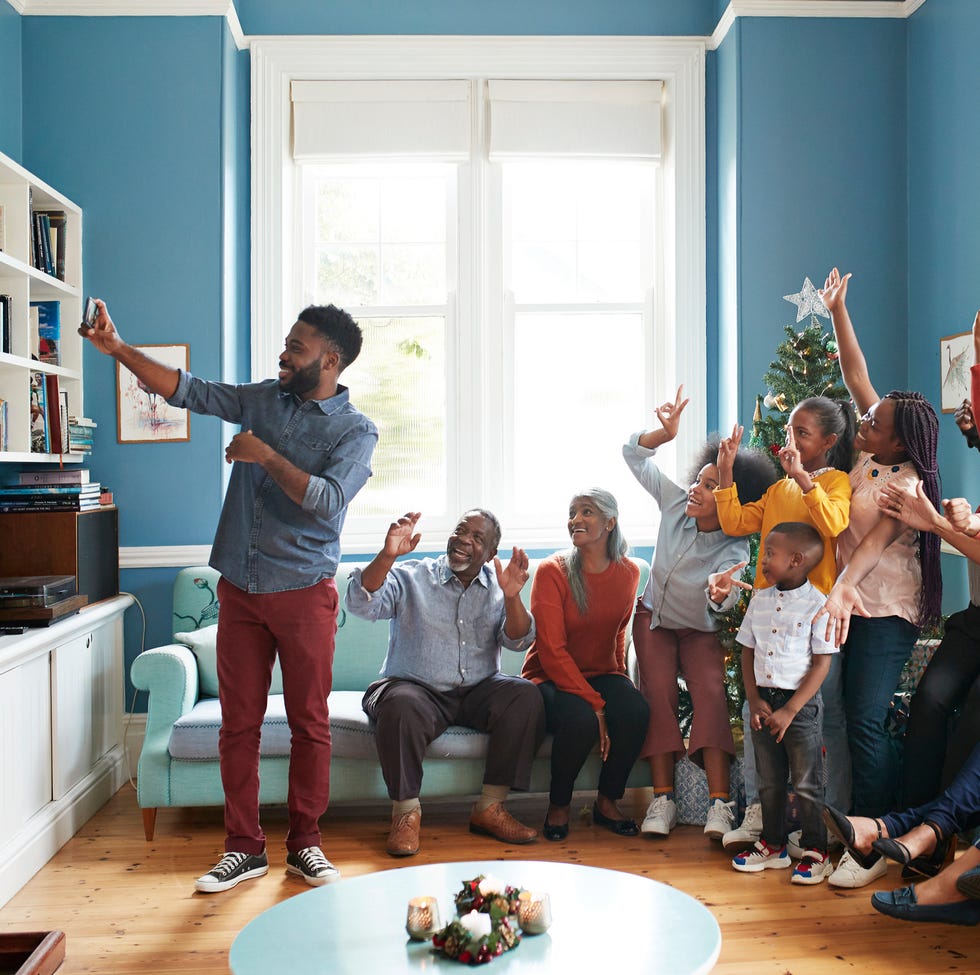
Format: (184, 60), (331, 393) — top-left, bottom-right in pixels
(130, 644), (201, 807)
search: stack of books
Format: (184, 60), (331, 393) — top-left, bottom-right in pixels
(68, 415), (96, 454)
(0, 470), (101, 512)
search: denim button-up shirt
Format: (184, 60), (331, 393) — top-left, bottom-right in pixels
(168, 372), (377, 593)
(344, 555), (535, 692)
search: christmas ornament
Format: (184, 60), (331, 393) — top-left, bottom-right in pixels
(783, 277), (829, 323)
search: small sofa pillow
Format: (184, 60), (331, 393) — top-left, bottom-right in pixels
(175, 625), (285, 698)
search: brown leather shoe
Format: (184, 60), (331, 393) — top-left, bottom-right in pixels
(387, 807), (421, 857)
(469, 802), (537, 844)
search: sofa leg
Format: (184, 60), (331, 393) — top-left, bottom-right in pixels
(142, 807), (157, 841)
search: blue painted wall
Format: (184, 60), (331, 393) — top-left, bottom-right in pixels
(0, 1), (22, 159)
(235, 0), (718, 36)
(734, 17), (908, 428)
(908, 0), (980, 612)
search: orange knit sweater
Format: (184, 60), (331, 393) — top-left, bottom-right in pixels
(521, 555), (639, 712)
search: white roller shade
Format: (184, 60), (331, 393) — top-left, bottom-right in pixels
(291, 80), (472, 161)
(487, 80), (663, 161)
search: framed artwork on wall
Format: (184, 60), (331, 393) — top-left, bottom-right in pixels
(939, 331), (972, 414)
(117, 344), (190, 442)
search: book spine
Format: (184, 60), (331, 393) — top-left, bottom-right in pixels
(0, 485), (101, 495)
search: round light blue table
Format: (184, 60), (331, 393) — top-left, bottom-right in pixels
(229, 859), (721, 974)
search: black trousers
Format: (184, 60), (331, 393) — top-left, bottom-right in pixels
(902, 603), (980, 808)
(362, 674), (546, 801)
(538, 673), (650, 807)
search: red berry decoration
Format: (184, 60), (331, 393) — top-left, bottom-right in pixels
(459, 951), (472, 964)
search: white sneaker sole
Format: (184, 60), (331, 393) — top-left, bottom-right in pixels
(194, 863), (268, 893)
(791, 869), (831, 885)
(640, 820), (675, 836)
(286, 863), (342, 886)
(732, 857), (791, 873)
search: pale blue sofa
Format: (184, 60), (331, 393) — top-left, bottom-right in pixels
(132, 557), (656, 840)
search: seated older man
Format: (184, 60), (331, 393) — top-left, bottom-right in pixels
(345, 509), (545, 857)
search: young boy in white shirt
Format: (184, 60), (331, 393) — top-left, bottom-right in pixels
(731, 521), (838, 885)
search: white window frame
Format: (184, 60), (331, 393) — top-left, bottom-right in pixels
(252, 36), (706, 552)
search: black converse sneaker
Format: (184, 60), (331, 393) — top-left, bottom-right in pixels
(286, 846), (341, 886)
(194, 850), (269, 893)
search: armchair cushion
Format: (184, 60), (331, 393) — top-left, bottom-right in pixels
(174, 624), (284, 697)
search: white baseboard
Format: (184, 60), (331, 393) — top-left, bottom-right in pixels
(0, 747), (127, 909)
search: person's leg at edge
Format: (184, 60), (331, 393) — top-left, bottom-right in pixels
(902, 607), (980, 808)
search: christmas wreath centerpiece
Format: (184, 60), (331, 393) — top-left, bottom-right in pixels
(431, 874), (524, 965)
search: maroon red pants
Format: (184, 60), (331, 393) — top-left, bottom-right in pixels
(215, 576), (338, 855)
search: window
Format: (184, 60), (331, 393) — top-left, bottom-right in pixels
(253, 37), (706, 550)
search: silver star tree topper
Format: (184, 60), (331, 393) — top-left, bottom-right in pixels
(782, 277), (829, 323)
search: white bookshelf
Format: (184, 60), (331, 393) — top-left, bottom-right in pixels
(0, 148), (83, 462)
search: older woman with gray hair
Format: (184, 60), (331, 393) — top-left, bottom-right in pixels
(521, 489), (650, 841)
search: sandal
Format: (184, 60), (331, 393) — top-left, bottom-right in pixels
(821, 805), (883, 870)
(872, 836), (914, 865)
(901, 823), (955, 879)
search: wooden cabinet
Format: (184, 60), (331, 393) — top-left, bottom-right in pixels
(0, 507), (119, 604)
(0, 148), (84, 461)
(0, 596), (131, 909)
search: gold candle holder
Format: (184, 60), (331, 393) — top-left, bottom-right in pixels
(517, 890), (552, 934)
(406, 896), (441, 941)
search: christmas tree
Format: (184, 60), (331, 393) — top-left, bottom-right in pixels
(698, 278), (851, 724)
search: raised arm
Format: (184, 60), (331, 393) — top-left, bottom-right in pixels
(819, 268), (880, 416)
(359, 512), (423, 592)
(494, 547), (533, 641)
(636, 385), (690, 450)
(80, 298), (180, 398)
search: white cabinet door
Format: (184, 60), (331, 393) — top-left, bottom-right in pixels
(50, 619), (124, 799)
(0, 654), (52, 838)
(50, 632), (97, 799)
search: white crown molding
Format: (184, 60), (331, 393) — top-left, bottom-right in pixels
(709, 0), (927, 49)
(21, 1), (246, 48)
(119, 545), (212, 569)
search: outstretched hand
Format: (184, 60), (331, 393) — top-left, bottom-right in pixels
(813, 583), (870, 647)
(878, 481), (941, 534)
(382, 512), (423, 558)
(819, 267), (851, 316)
(707, 561), (751, 603)
(77, 298), (123, 354)
(716, 424), (743, 476)
(494, 547), (530, 599)
(654, 385), (690, 442)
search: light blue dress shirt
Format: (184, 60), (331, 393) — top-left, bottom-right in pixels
(168, 372), (377, 592)
(623, 433), (749, 631)
(345, 555), (535, 692)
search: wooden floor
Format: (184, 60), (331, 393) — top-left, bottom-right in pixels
(2, 786), (979, 974)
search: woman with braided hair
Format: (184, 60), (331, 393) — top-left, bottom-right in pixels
(814, 267), (943, 890)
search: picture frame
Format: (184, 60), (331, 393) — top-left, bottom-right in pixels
(117, 344), (190, 443)
(939, 331), (973, 414)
